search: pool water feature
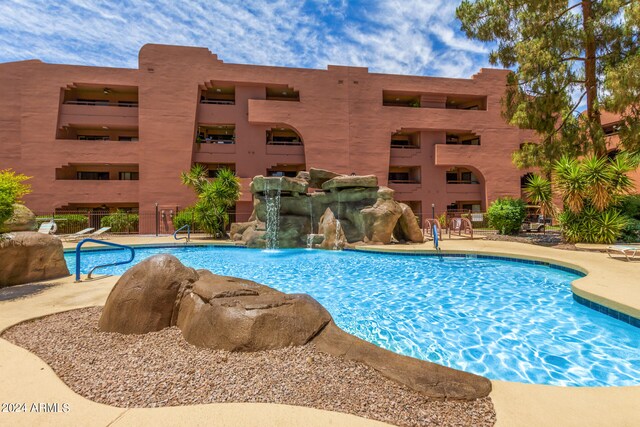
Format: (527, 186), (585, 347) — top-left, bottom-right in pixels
(264, 177), (282, 249)
(66, 246), (640, 387)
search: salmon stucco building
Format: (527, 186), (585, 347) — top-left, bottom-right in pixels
(2, 44), (551, 232)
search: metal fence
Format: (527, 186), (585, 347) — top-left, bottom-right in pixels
(34, 208), (255, 236)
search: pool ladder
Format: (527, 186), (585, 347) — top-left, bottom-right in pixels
(74, 239), (135, 282)
(173, 224), (191, 243)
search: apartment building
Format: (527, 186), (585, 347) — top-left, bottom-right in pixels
(0, 43), (575, 232)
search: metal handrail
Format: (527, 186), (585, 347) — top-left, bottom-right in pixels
(173, 224), (191, 242)
(75, 238), (135, 281)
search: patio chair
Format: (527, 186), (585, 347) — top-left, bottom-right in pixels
(86, 226), (111, 239)
(37, 221), (56, 234)
(607, 244), (640, 261)
(61, 228), (94, 242)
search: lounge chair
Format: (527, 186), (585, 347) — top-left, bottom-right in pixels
(607, 244), (640, 261)
(61, 228), (94, 242)
(87, 226), (111, 239)
(37, 221), (56, 234)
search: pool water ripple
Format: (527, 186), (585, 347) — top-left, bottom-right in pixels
(66, 246), (640, 386)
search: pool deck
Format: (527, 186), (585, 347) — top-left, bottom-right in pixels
(1, 235), (639, 426)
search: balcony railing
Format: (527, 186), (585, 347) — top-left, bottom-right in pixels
(446, 180), (480, 185)
(64, 100), (138, 107)
(200, 99), (235, 105)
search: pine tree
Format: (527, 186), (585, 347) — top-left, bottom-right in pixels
(457, 0), (640, 171)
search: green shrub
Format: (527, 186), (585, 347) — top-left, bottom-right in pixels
(620, 218), (640, 243)
(618, 194), (640, 219)
(558, 207), (627, 244)
(0, 169), (31, 231)
(173, 207), (200, 230)
(101, 211), (138, 233)
(487, 197), (526, 235)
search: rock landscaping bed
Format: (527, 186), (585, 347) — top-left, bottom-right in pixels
(3, 307), (496, 427)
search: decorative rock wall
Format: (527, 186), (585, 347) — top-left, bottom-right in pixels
(231, 168), (424, 249)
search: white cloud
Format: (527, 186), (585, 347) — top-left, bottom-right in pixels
(0, 0), (493, 78)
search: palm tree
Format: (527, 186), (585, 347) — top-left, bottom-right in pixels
(180, 164), (209, 194)
(195, 167), (241, 237)
(523, 174), (557, 220)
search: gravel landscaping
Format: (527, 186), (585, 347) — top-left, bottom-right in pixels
(3, 307), (495, 427)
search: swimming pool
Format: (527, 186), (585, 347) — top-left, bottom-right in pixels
(67, 246), (640, 387)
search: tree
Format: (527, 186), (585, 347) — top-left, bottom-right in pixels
(180, 163), (209, 194)
(526, 153), (638, 242)
(457, 1), (640, 171)
(0, 169), (31, 230)
(193, 168), (241, 237)
(523, 174), (557, 219)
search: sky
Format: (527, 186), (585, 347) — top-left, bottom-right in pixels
(0, 0), (494, 78)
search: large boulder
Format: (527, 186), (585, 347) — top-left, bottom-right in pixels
(98, 255), (492, 400)
(250, 176), (308, 195)
(361, 199), (403, 244)
(317, 208), (346, 250)
(394, 203), (425, 243)
(98, 254), (198, 334)
(0, 232), (69, 288)
(313, 321), (492, 400)
(322, 175), (378, 192)
(177, 270), (332, 351)
(4, 204), (36, 232)
(308, 168), (341, 189)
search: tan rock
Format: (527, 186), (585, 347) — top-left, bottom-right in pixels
(0, 232), (69, 287)
(312, 322), (492, 400)
(322, 175), (378, 191)
(317, 208), (346, 250)
(361, 199), (402, 244)
(308, 168), (341, 188)
(98, 254), (198, 334)
(394, 203), (425, 243)
(4, 204), (36, 232)
(250, 175), (308, 194)
(177, 270), (332, 351)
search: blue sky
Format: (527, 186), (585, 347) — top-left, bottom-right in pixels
(0, 0), (493, 78)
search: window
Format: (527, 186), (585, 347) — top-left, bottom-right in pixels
(118, 172), (139, 180)
(388, 172), (410, 182)
(118, 136), (138, 141)
(77, 172), (109, 180)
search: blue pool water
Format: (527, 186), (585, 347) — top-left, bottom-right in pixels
(66, 246), (640, 387)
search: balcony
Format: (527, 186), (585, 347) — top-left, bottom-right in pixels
(445, 183), (483, 196)
(247, 99), (304, 124)
(435, 144), (482, 166)
(58, 104), (138, 128)
(51, 180), (139, 204)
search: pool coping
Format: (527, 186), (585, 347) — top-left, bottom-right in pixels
(3, 236), (640, 426)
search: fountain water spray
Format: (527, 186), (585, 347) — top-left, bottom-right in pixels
(264, 177), (282, 250)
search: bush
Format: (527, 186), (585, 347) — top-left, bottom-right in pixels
(487, 197), (526, 235)
(558, 207), (627, 244)
(173, 207), (200, 230)
(101, 211), (139, 233)
(620, 218), (640, 243)
(0, 169), (31, 230)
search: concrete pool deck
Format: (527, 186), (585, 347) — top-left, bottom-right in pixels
(1, 235), (639, 426)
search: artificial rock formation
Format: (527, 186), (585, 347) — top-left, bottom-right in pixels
(0, 232), (69, 287)
(4, 204), (36, 232)
(231, 168), (424, 249)
(98, 254), (491, 400)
